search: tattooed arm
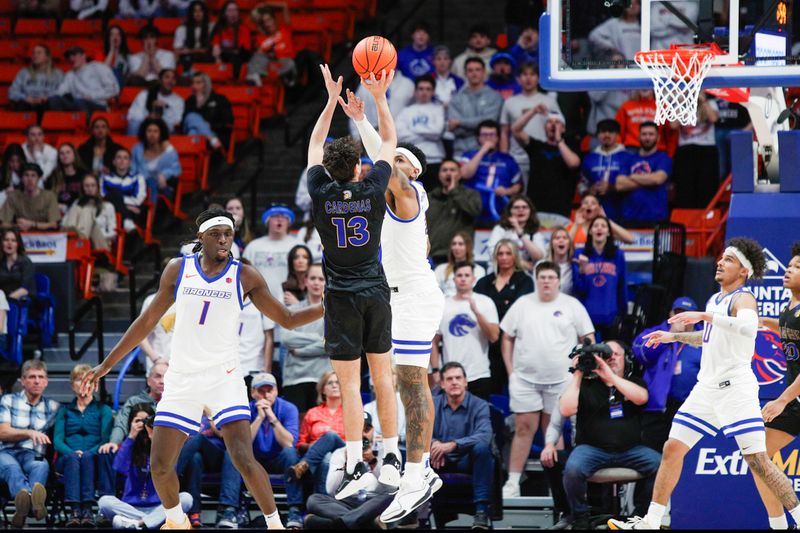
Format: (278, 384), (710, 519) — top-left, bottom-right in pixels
(642, 329), (703, 348)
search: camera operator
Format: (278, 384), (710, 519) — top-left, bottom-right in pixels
(559, 340), (661, 529)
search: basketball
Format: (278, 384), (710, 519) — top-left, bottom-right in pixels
(352, 35), (397, 80)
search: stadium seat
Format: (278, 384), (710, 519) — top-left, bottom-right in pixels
(0, 86), (8, 107)
(153, 18), (183, 35)
(0, 17), (10, 35)
(59, 19), (102, 37)
(1, 298), (29, 365)
(215, 85), (261, 158)
(107, 18), (147, 36)
(90, 110), (129, 134)
(294, 31), (332, 63)
(0, 111), (37, 134)
(259, 82), (284, 118)
(0, 1), (12, 16)
(55, 135), (87, 150)
(0, 63), (18, 85)
(161, 135), (209, 219)
(0, 40), (26, 62)
(29, 273), (55, 348)
(14, 19), (56, 36)
(115, 86), (143, 109)
(193, 63), (237, 84)
(115, 136), (138, 152)
(41, 111), (88, 137)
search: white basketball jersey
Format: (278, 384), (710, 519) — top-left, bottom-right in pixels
(697, 288), (756, 386)
(170, 254), (245, 373)
(381, 180), (438, 292)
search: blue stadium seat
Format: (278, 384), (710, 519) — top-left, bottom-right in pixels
(28, 273), (56, 348)
(1, 298), (29, 365)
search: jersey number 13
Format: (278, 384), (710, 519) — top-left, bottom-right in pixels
(331, 216), (370, 247)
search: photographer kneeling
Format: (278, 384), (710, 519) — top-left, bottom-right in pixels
(559, 340), (661, 529)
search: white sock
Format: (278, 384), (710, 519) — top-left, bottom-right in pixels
(769, 514), (788, 529)
(346, 440), (362, 474)
(422, 452), (431, 469)
(265, 509), (283, 529)
(404, 461), (423, 484)
(383, 436), (400, 458)
(507, 472), (521, 485)
(789, 505), (800, 526)
(646, 502), (666, 525)
(164, 504), (186, 525)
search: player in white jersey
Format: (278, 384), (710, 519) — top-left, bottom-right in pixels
(610, 238), (800, 530)
(82, 209), (323, 530)
(343, 90), (447, 521)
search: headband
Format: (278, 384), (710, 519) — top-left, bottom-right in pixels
(261, 205), (295, 226)
(725, 246), (754, 278)
(396, 147), (423, 175)
(198, 216), (234, 233)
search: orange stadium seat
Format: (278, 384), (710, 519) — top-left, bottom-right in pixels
(161, 134), (208, 218)
(153, 18), (183, 35)
(14, 19), (57, 36)
(193, 63), (237, 84)
(0, 63), (18, 85)
(215, 85), (261, 161)
(107, 18), (148, 36)
(0, 17), (10, 34)
(90, 111), (129, 134)
(0, 111), (37, 134)
(294, 31), (332, 63)
(41, 111), (88, 137)
(59, 19), (103, 37)
(0, 1), (12, 15)
(116, 87), (142, 108)
(55, 135), (87, 149)
(0, 41), (27, 62)
(115, 136), (138, 152)
(0, 86), (8, 107)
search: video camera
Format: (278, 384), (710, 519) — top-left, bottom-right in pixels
(569, 340), (613, 378)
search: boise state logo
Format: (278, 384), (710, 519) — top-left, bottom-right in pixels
(449, 314), (477, 337)
(593, 275), (607, 288)
(752, 328), (787, 385)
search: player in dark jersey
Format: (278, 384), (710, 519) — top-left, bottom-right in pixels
(306, 64), (402, 499)
(756, 242), (800, 529)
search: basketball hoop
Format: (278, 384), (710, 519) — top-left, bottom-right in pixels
(635, 43), (724, 126)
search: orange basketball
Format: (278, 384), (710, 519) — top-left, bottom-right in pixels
(352, 35), (397, 80)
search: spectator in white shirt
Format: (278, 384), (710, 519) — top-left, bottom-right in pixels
(69, 0), (109, 19)
(127, 69), (185, 135)
(431, 46), (464, 109)
(22, 126), (57, 184)
(431, 262), (500, 401)
(50, 46), (119, 112)
(499, 261), (595, 498)
(588, 0), (641, 60)
(242, 204), (300, 298)
(452, 25), (497, 80)
(127, 26), (177, 86)
(395, 74), (445, 190)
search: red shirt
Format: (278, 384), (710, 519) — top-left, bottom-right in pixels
(212, 24), (252, 51)
(615, 97), (674, 153)
(254, 25), (294, 59)
(297, 403), (345, 448)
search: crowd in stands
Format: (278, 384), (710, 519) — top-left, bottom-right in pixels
(0, 0), (760, 530)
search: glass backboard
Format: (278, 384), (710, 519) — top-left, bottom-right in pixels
(540, 0), (800, 91)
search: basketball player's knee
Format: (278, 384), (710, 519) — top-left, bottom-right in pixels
(150, 454), (174, 479)
(226, 443), (255, 472)
(661, 438), (689, 462)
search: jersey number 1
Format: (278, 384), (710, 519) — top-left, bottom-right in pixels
(199, 300), (210, 325)
(332, 216), (370, 247)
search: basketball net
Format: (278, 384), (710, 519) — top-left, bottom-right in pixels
(635, 44), (724, 126)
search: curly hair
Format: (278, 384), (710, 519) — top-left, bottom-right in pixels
(322, 137), (360, 183)
(792, 241), (800, 260)
(190, 208), (235, 254)
(397, 142), (427, 177)
(726, 237), (766, 280)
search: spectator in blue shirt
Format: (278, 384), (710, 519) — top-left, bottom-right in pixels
(580, 119), (628, 220)
(218, 373), (303, 529)
(431, 362), (495, 530)
(460, 120), (523, 224)
(54, 364), (114, 528)
(0, 360), (59, 529)
(615, 121), (672, 226)
(572, 216), (628, 341)
(397, 21), (435, 80)
(508, 24), (539, 68)
(97, 404), (193, 529)
(633, 296), (702, 452)
(487, 52), (521, 99)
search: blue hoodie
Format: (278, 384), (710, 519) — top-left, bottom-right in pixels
(633, 320), (702, 412)
(114, 437), (160, 507)
(397, 45), (435, 79)
(572, 247), (627, 328)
